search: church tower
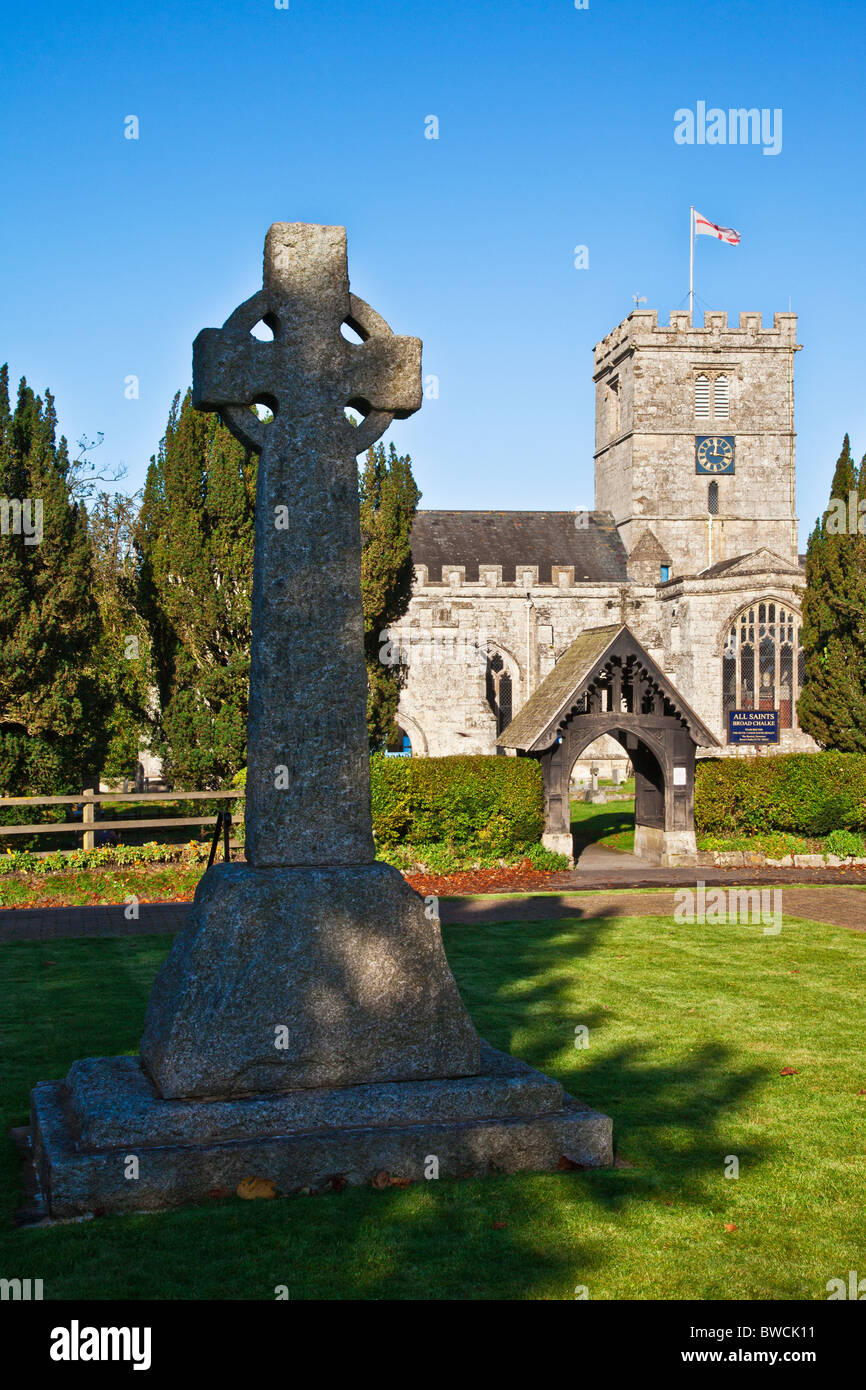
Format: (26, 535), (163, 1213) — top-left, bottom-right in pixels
(592, 309), (800, 578)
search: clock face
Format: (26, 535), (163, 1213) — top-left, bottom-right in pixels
(696, 435), (735, 474)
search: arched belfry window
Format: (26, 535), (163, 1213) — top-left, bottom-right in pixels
(486, 653), (513, 735)
(708, 481), (719, 515)
(695, 372), (731, 421)
(722, 602), (804, 735)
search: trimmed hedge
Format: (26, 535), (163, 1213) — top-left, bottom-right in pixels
(370, 754), (543, 855)
(694, 753), (866, 837)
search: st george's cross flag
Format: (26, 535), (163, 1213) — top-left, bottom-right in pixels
(693, 210), (741, 245)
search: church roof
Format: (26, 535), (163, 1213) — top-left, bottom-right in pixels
(499, 623), (719, 752)
(697, 548), (801, 579)
(410, 510), (629, 584)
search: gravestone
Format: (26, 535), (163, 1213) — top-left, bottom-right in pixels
(584, 763), (608, 805)
(30, 225), (612, 1214)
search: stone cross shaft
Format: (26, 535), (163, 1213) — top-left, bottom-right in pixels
(193, 224), (422, 867)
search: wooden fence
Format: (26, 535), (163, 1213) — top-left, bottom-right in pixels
(0, 789), (245, 853)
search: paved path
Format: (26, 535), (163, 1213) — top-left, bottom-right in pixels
(574, 842), (645, 870)
(440, 885), (866, 932)
(0, 901), (190, 942)
(0, 884), (863, 941)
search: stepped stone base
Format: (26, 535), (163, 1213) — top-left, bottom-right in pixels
(30, 1045), (613, 1217)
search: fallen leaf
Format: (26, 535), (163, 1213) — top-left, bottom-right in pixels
(492, 1220), (507, 1230)
(724, 1222), (738, 1232)
(558, 1155), (582, 1171)
(388, 1176), (411, 1188)
(371, 1169), (390, 1190)
(779, 1067), (799, 1076)
(236, 1176), (278, 1201)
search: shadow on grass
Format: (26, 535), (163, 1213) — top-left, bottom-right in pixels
(1, 917), (772, 1300)
(445, 916), (771, 1208)
(570, 803), (635, 848)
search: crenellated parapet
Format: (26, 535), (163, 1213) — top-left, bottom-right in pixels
(593, 308), (799, 376)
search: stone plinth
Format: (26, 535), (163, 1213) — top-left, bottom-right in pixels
(634, 824), (697, 866)
(141, 862), (479, 1098)
(541, 831), (574, 864)
(31, 1045), (612, 1217)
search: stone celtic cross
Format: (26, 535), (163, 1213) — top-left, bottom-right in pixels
(193, 224), (422, 867)
(31, 221), (611, 1213)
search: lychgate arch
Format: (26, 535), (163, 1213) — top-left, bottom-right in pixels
(498, 624), (719, 866)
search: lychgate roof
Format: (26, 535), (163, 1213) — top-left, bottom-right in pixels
(410, 511), (629, 584)
(498, 623), (719, 752)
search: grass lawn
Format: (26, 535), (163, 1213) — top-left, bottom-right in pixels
(1, 910), (863, 1300)
(571, 797), (636, 854)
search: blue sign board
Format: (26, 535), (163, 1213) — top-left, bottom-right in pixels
(728, 710), (780, 744)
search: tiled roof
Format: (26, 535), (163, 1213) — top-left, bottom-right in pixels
(498, 625), (622, 748)
(410, 510), (629, 584)
(498, 623), (719, 751)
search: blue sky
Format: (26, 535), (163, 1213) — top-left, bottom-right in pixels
(1, 0), (864, 544)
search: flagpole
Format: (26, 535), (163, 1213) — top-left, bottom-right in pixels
(689, 205), (694, 322)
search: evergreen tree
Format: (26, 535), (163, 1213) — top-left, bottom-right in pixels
(136, 391), (256, 788)
(798, 434), (866, 750)
(359, 441), (421, 749)
(0, 366), (107, 793)
(87, 490), (153, 781)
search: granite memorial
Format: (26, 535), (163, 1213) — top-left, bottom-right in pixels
(30, 224), (612, 1214)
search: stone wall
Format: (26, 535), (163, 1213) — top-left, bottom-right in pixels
(396, 566), (816, 761)
(394, 303), (815, 765)
(593, 309), (800, 576)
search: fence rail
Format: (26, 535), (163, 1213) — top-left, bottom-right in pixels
(0, 788), (245, 852)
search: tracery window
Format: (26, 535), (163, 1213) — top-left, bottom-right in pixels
(722, 602), (804, 735)
(486, 652), (513, 734)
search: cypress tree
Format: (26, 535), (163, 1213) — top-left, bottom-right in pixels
(87, 490), (153, 781)
(137, 403), (420, 779)
(359, 441), (421, 750)
(0, 368), (107, 794)
(798, 434), (866, 750)
(136, 391), (256, 788)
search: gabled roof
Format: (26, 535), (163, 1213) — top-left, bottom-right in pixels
(628, 528), (672, 566)
(410, 510), (629, 584)
(498, 623), (719, 752)
(697, 548), (800, 579)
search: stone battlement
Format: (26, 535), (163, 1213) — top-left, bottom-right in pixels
(593, 309), (798, 373)
(413, 563), (630, 592)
